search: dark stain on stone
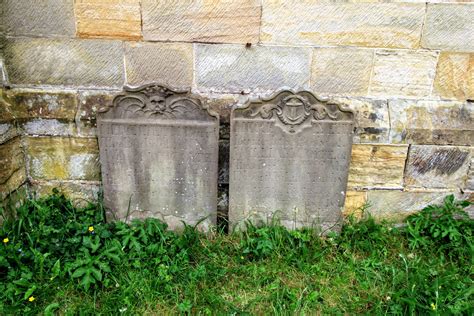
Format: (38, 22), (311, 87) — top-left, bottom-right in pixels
(411, 148), (469, 176)
(368, 113), (378, 122)
(362, 127), (384, 135)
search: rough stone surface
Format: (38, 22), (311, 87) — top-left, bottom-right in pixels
(331, 97), (390, 143)
(229, 90), (355, 231)
(3, 38), (124, 87)
(369, 50), (438, 98)
(27, 137), (100, 181)
(434, 52), (474, 100)
(75, 0), (141, 40)
(29, 180), (100, 205)
(404, 145), (472, 190)
(422, 4), (474, 52)
(142, 0), (260, 43)
(0, 137), (26, 197)
(97, 84), (219, 230)
(343, 191), (367, 218)
(367, 190), (472, 221)
(22, 119), (77, 137)
(125, 42), (193, 87)
(0, 123), (20, 144)
(2, 0), (75, 37)
(466, 149), (474, 191)
(261, 2), (425, 48)
(348, 144), (408, 189)
(76, 90), (117, 137)
(389, 100), (474, 146)
(311, 48), (374, 96)
(195, 44), (311, 93)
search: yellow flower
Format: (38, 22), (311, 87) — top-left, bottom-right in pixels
(88, 226), (94, 232)
(431, 303), (437, 310)
(3, 238), (8, 243)
(28, 296), (35, 302)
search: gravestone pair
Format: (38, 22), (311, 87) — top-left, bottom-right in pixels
(97, 84), (354, 231)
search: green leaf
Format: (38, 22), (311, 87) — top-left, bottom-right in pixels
(44, 303), (60, 316)
(72, 267), (87, 278)
(90, 267), (102, 281)
(23, 285), (37, 300)
(50, 259), (61, 280)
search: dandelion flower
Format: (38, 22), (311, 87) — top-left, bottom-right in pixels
(3, 238), (8, 243)
(88, 226), (94, 232)
(28, 296), (35, 302)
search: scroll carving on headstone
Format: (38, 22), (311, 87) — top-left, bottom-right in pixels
(97, 84), (219, 230)
(229, 90), (355, 232)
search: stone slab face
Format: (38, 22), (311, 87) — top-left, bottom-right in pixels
(97, 84), (219, 230)
(75, 0), (141, 40)
(195, 44), (311, 93)
(389, 100), (474, 146)
(0, 137), (26, 197)
(29, 180), (100, 206)
(261, 2), (425, 48)
(434, 53), (474, 101)
(3, 38), (124, 87)
(311, 48), (374, 96)
(142, 0), (260, 43)
(404, 145), (472, 190)
(125, 42), (193, 87)
(348, 144), (408, 189)
(369, 50), (438, 98)
(2, 0), (75, 37)
(229, 90), (355, 231)
(467, 150), (474, 191)
(422, 4), (474, 52)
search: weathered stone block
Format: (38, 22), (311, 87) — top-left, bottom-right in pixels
(434, 52), (474, 101)
(422, 4), (474, 52)
(22, 119), (77, 137)
(331, 97), (390, 143)
(2, 0), (75, 37)
(29, 180), (100, 205)
(125, 42), (193, 87)
(466, 150), (474, 191)
(389, 100), (474, 145)
(76, 90), (117, 137)
(0, 137), (26, 196)
(195, 44), (311, 93)
(142, 0), (260, 43)
(0, 123), (19, 144)
(369, 50), (438, 98)
(3, 38), (124, 87)
(343, 191), (367, 218)
(27, 137), (100, 181)
(75, 0), (141, 40)
(348, 144), (408, 189)
(405, 145), (472, 190)
(311, 48), (373, 96)
(261, 2), (425, 48)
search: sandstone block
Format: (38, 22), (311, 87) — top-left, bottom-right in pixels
(3, 38), (124, 87)
(125, 42), (193, 87)
(142, 0), (260, 43)
(389, 99), (474, 145)
(75, 0), (141, 40)
(0, 123), (19, 144)
(195, 44), (311, 93)
(422, 4), (474, 52)
(0, 137), (26, 196)
(311, 48), (374, 95)
(27, 137), (100, 181)
(369, 50), (438, 98)
(331, 97), (390, 143)
(22, 119), (77, 137)
(29, 180), (100, 205)
(261, 2), (425, 48)
(466, 150), (474, 191)
(433, 52), (474, 100)
(405, 145), (472, 190)
(343, 191), (367, 218)
(2, 0), (75, 37)
(348, 144), (409, 189)
(76, 90), (117, 137)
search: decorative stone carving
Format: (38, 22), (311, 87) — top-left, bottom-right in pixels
(97, 84), (219, 230)
(229, 90), (355, 232)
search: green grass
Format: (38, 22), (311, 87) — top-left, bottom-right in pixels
(0, 191), (472, 315)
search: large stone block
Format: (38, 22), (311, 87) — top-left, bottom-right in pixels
(348, 144), (408, 189)
(261, 1), (425, 48)
(3, 38), (124, 87)
(76, 90), (118, 137)
(142, 0), (260, 43)
(331, 97), (390, 143)
(311, 48), (374, 96)
(0, 123), (19, 144)
(125, 42), (193, 87)
(75, 0), (141, 40)
(27, 137), (100, 181)
(195, 44), (311, 93)
(405, 145), (472, 190)
(369, 50), (438, 98)
(343, 191), (367, 218)
(2, 0), (75, 37)
(22, 119), (77, 137)
(422, 4), (474, 52)
(433, 52), (474, 101)
(29, 180), (100, 205)
(0, 137), (26, 197)
(389, 100), (474, 145)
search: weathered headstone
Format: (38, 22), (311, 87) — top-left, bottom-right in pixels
(97, 84), (219, 230)
(229, 90), (355, 232)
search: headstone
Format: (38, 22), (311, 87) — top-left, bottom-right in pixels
(229, 90), (355, 232)
(97, 84), (219, 230)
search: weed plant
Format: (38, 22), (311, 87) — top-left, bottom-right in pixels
(0, 192), (472, 314)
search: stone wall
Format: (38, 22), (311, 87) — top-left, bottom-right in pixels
(0, 0), (473, 219)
